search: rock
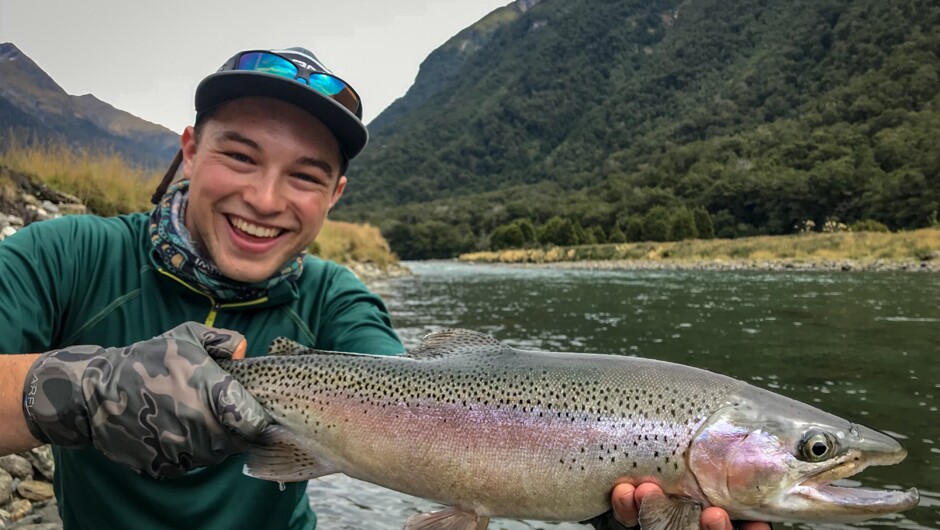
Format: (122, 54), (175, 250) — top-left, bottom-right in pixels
(24, 206), (49, 221)
(9, 523), (62, 530)
(55, 204), (87, 215)
(16, 481), (53, 502)
(0, 456), (32, 480)
(6, 499), (31, 522)
(0, 468), (12, 505)
(0, 226), (15, 240)
(39, 201), (58, 214)
(25, 448), (53, 482)
(19, 194), (39, 207)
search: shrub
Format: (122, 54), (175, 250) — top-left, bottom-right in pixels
(692, 207), (715, 239)
(850, 219), (890, 232)
(608, 224), (626, 243)
(669, 208), (698, 241)
(642, 206), (671, 242)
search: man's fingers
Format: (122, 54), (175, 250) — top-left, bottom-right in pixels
(633, 483), (665, 505)
(232, 339), (248, 360)
(701, 507), (773, 530)
(610, 482), (666, 527)
(701, 507), (731, 530)
(610, 483), (639, 526)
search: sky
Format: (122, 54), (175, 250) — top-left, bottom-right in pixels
(0, 0), (512, 133)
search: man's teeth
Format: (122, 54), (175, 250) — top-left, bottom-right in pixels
(229, 216), (280, 238)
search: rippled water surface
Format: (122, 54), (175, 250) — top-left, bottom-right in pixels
(308, 262), (940, 529)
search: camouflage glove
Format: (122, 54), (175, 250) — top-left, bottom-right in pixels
(21, 322), (271, 478)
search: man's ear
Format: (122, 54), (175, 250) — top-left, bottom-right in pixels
(180, 126), (198, 179)
(329, 176), (347, 211)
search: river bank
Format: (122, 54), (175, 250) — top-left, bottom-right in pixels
(499, 257), (938, 272)
(460, 229), (940, 272)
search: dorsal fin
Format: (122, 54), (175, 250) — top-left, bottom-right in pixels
(268, 337), (311, 356)
(267, 337), (395, 358)
(407, 329), (507, 359)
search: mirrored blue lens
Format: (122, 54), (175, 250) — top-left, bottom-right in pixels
(234, 52), (361, 116)
(308, 73), (346, 96)
(310, 73), (360, 114)
(237, 52), (297, 79)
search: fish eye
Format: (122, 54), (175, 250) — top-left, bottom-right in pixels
(799, 430), (837, 462)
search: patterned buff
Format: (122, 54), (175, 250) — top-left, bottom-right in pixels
(149, 180), (304, 302)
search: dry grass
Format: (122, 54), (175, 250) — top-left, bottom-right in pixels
(0, 136), (160, 216)
(461, 229), (940, 264)
(312, 219), (399, 268)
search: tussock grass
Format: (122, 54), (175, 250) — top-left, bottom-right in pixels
(0, 136), (160, 216)
(461, 230), (940, 264)
(312, 220), (398, 269)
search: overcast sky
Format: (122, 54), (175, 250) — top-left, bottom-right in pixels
(0, 0), (511, 133)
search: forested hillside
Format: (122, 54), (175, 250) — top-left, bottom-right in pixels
(337, 0), (940, 259)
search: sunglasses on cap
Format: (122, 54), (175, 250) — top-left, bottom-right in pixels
(151, 49), (362, 204)
(227, 50), (362, 118)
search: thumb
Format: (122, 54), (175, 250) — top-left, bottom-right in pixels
(231, 339), (248, 360)
(201, 327), (247, 360)
(159, 322), (247, 360)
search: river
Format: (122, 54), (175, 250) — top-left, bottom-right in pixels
(308, 261), (940, 529)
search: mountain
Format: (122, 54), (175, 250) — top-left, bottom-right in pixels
(368, 0), (542, 137)
(0, 43), (179, 170)
(338, 0), (940, 259)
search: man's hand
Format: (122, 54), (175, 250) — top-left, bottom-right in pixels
(21, 322), (271, 478)
(587, 483), (772, 530)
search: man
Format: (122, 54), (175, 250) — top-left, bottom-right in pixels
(0, 46), (767, 530)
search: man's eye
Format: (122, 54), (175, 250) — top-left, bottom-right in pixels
(294, 173), (323, 185)
(227, 152), (252, 163)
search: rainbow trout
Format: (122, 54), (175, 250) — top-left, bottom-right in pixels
(218, 329), (919, 530)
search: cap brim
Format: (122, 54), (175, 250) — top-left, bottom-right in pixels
(195, 71), (367, 160)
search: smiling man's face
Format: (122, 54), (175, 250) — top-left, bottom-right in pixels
(180, 97), (346, 284)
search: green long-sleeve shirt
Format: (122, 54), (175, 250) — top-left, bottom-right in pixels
(0, 212), (405, 530)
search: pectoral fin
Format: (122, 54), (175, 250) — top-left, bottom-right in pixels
(243, 425), (337, 482)
(404, 507), (490, 530)
(638, 491), (702, 530)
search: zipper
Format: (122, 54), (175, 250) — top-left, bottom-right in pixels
(156, 269), (270, 326)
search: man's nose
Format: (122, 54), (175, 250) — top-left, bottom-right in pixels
(244, 173), (285, 214)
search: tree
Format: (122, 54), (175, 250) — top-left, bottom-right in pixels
(711, 209), (738, 239)
(516, 218), (538, 245)
(588, 225), (607, 244)
(669, 208), (698, 241)
(641, 207), (671, 242)
(625, 217), (644, 242)
(572, 221), (589, 245)
(692, 207), (715, 239)
(490, 224), (525, 250)
(608, 224), (626, 243)
(539, 216), (578, 246)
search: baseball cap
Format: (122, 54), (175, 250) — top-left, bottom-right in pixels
(152, 47), (365, 204)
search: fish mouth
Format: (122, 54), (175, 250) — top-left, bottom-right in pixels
(794, 449), (919, 514)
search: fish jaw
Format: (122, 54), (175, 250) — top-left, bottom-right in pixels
(786, 444), (919, 522)
(689, 386), (919, 524)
